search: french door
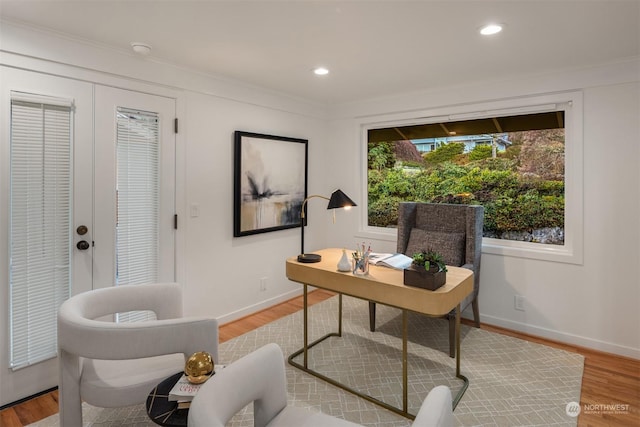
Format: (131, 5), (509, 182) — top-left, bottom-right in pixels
(0, 68), (176, 405)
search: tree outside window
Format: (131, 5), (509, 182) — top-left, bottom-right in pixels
(367, 112), (565, 245)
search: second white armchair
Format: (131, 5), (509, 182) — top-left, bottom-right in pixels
(188, 343), (453, 427)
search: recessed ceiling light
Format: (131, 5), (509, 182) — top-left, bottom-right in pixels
(131, 42), (152, 56)
(480, 24), (503, 36)
(313, 67), (329, 76)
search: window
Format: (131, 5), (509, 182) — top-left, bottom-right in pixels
(361, 93), (583, 264)
(9, 92), (72, 369)
(115, 107), (160, 322)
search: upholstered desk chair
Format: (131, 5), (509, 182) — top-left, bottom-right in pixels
(57, 282), (219, 426)
(369, 202), (484, 357)
(188, 343), (453, 427)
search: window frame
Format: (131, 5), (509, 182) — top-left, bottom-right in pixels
(357, 91), (584, 265)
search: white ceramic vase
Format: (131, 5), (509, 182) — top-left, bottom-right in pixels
(337, 249), (351, 272)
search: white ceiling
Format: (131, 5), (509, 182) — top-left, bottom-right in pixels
(1, 1), (638, 104)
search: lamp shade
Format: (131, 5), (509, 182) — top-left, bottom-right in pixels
(327, 189), (357, 210)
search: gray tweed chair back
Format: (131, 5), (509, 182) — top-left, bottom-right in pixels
(397, 202), (483, 283)
(398, 202), (483, 353)
(369, 202), (484, 357)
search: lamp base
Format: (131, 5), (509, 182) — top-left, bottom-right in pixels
(297, 253), (322, 263)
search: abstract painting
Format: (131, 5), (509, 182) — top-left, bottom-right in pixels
(234, 131), (307, 237)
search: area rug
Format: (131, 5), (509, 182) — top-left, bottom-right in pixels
(29, 295), (584, 426)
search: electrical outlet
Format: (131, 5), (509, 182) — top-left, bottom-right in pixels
(514, 295), (526, 311)
(260, 277), (268, 292)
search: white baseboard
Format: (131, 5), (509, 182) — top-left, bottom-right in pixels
(216, 288), (303, 325)
(479, 313), (640, 360)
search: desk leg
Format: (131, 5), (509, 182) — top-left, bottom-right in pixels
(402, 310), (408, 414)
(303, 284), (308, 369)
(289, 292), (469, 416)
(456, 303), (460, 376)
(338, 293), (343, 337)
(453, 303), (469, 409)
(289, 287), (341, 372)
(289, 295), (415, 421)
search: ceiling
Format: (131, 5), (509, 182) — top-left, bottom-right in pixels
(1, 1), (638, 104)
(368, 111), (564, 142)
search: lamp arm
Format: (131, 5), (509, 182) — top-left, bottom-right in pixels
(300, 194), (330, 219)
(300, 194), (329, 258)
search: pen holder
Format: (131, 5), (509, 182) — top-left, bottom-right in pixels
(352, 255), (369, 276)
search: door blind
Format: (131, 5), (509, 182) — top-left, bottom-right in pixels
(115, 107), (160, 322)
(9, 93), (73, 369)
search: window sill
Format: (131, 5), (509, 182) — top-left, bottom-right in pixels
(481, 237), (582, 265)
(356, 227), (583, 265)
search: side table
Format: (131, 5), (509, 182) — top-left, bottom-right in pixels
(146, 372), (189, 427)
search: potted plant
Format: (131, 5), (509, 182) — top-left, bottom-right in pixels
(403, 249), (447, 290)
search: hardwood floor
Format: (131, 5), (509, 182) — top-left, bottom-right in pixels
(1, 289), (638, 427)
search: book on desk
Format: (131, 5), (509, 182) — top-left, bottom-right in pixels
(368, 253), (413, 270)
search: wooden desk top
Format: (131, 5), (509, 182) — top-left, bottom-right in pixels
(286, 248), (473, 317)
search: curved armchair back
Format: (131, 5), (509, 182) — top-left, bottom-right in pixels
(57, 282), (219, 426)
(61, 281), (183, 320)
(189, 343), (287, 427)
(58, 282), (217, 361)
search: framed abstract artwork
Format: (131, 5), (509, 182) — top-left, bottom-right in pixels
(233, 131), (308, 237)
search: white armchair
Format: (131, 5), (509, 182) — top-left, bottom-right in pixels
(188, 343), (453, 427)
(57, 282), (219, 426)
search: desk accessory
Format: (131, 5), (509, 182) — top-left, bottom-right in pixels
(337, 249), (351, 271)
(297, 189), (356, 263)
(185, 351), (214, 384)
(403, 249), (448, 290)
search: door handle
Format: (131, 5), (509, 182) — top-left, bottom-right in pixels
(77, 225), (88, 235)
(76, 240), (90, 251)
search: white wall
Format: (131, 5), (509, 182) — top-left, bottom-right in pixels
(180, 91), (328, 321)
(0, 21), (329, 405)
(324, 59), (640, 359)
(0, 21), (331, 324)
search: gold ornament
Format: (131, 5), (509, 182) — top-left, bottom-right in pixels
(185, 351), (214, 384)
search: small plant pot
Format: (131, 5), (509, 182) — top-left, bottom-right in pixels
(403, 265), (446, 290)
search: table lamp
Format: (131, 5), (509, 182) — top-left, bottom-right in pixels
(298, 189), (357, 263)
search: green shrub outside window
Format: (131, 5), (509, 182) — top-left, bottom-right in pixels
(367, 117), (565, 246)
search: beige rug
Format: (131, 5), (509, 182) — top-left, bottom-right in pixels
(30, 295), (584, 426)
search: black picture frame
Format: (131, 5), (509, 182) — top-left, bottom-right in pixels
(233, 131), (308, 237)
